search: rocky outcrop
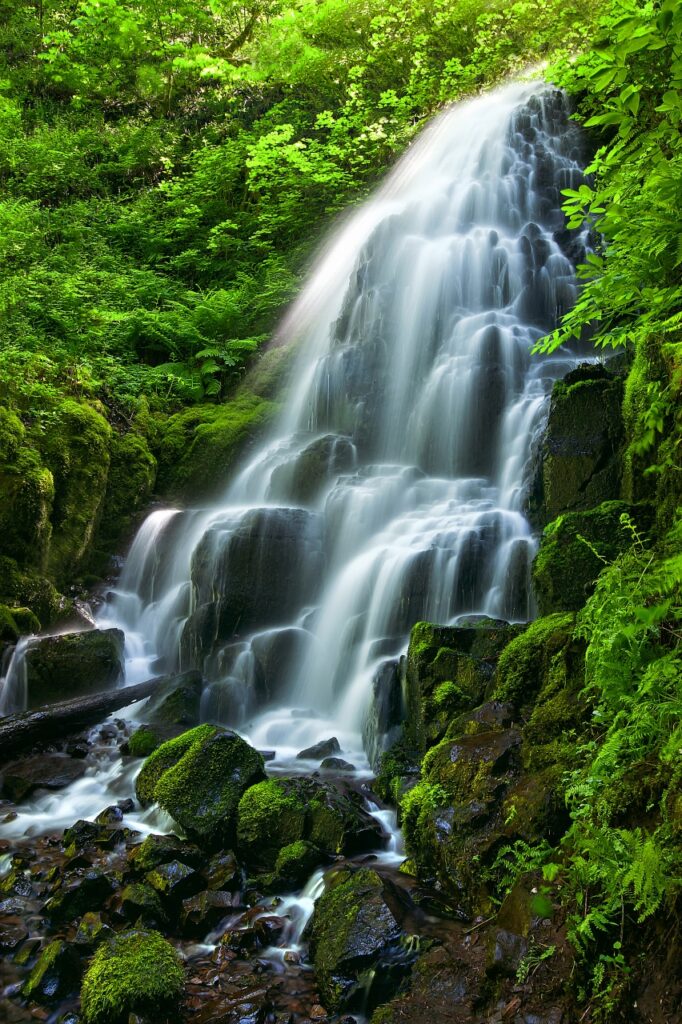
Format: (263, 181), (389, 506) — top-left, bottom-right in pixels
(23, 628), (124, 707)
(529, 363), (624, 525)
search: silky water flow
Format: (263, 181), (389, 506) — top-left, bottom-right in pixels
(0, 82), (590, 906)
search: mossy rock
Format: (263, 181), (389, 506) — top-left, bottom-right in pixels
(127, 727), (160, 758)
(308, 867), (404, 1012)
(0, 407), (55, 570)
(532, 501), (651, 614)
(0, 555), (64, 628)
(236, 776), (384, 873)
(80, 929), (184, 1024)
(530, 365), (624, 525)
(491, 613), (577, 708)
(22, 938), (81, 1003)
(155, 391), (279, 501)
(404, 618), (524, 752)
(272, 839), (321, 887)
(136, 724), (265, 848)
(95, 428), (156, 557)
(24, 627), (125, 707)
(0, 603), (19, 643)
(36, 398), (112, 583)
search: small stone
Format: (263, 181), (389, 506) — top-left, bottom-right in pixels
(320, 757), (355, 772)
(283, 950), (300, 964)
(74, 911), (113, 948)
(310, 1006), (328, 1019)
(146, 860), (205, 903)
(296, 737), (341, 760)
(0, 917), (28, 951)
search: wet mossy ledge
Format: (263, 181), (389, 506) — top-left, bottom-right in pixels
(0, 343), (291, 632)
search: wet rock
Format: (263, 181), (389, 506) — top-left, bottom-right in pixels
(128, 832), (204, 873)
(236, 777), (384, 872)
(44, 868), (115, 924)
(487, 928), (528, 977)
(205, 850), (241, 892)
(79, 929), (184, 1024)
(251, 627), (315, 704)
(180, 889), (237, 938)
(308, 867), (410, 1012)
(135, 725), (265, 849)
(24, 628), (124, 708)
(74, 911), (113, 948)
(403, 619), (524, 753)
(267, 433), (356, 504)
(126, 726), (160, 757)
(146, 860), (205, 905)
(272, 840), (321, 888)
(529, 365), (624, 526)
(363, 658), (403, 770)
(0, 752), (88, 802)
(144, 669), (203, 728)
(0, 916), (28, 951)
(119, 882), (168, 928)
(22, 939), (81, 1004)
(320, 757), (355, 772)
(296, 737), (341, 760)
(182, 507), (323, 662)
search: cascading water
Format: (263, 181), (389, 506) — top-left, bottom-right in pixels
(1, 80), (591, 824)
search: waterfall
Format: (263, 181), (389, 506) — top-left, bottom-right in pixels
(94, 81), (589, 765)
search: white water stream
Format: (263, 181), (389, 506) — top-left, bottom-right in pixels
(1, 81), (589, 876)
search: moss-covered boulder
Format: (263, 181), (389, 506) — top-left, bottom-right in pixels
(127, 727), (160, 758)
(532, 501), (650, 614)
(95, 428), (156, 557)
(236, 776), (384, 873)
(135, 724), (265, 848)
(529, 363), (624, 525)
(308, 867), (408, 1013)
(404, 618), (524, 752)
(80, 929), (184, 1024)
(23, 627), (125, 707)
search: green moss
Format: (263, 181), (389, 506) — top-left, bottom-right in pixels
(138, 725), (265, 847)
(492, 613), (576, 707)
(37, 399), (112, 583)
(9, 606), (41, 634)
(374, 740), (420, 805)
(95, 429), (156, 559)
(135, 724), (214, 805)
(80, 929), (184, 1024)
(0, 604), (19, 643)
(155, 391), (279, 501)
(23, 939), (79, 1002)
(532, 502), (646, 615)
(127, 727), (159, 758)
(273, 840), (321, 886)
(237, 779), (306, 869)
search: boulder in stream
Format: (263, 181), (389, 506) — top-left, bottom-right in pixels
(135, 724), (265, 848)
(296, 736), (341, 760)
(23, 627), (124, 707)
(236, 776), (384, 873)
(79, 929), (184, 1024)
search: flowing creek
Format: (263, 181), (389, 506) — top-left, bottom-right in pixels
(1, 78), (591, 1021)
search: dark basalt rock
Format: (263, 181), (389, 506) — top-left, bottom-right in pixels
(182, 507), (323, 665)
(307, 866), (413, 1013)
(251, 627), (315, 705)
(296, 736), (341, 760)
(321, 757), (356, 772)
(22, 938), (81, 1004)
(528, 364), (624, 526)
(267, 433), (356, 504)
(128, 832), (204, 873)
(44, 868), (116, 924)
(145, 860), (205, 905)
(0, 752), (87, 802)
(23, 627), (125, 707)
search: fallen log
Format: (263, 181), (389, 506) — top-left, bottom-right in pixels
(0, 677), (159, 765)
